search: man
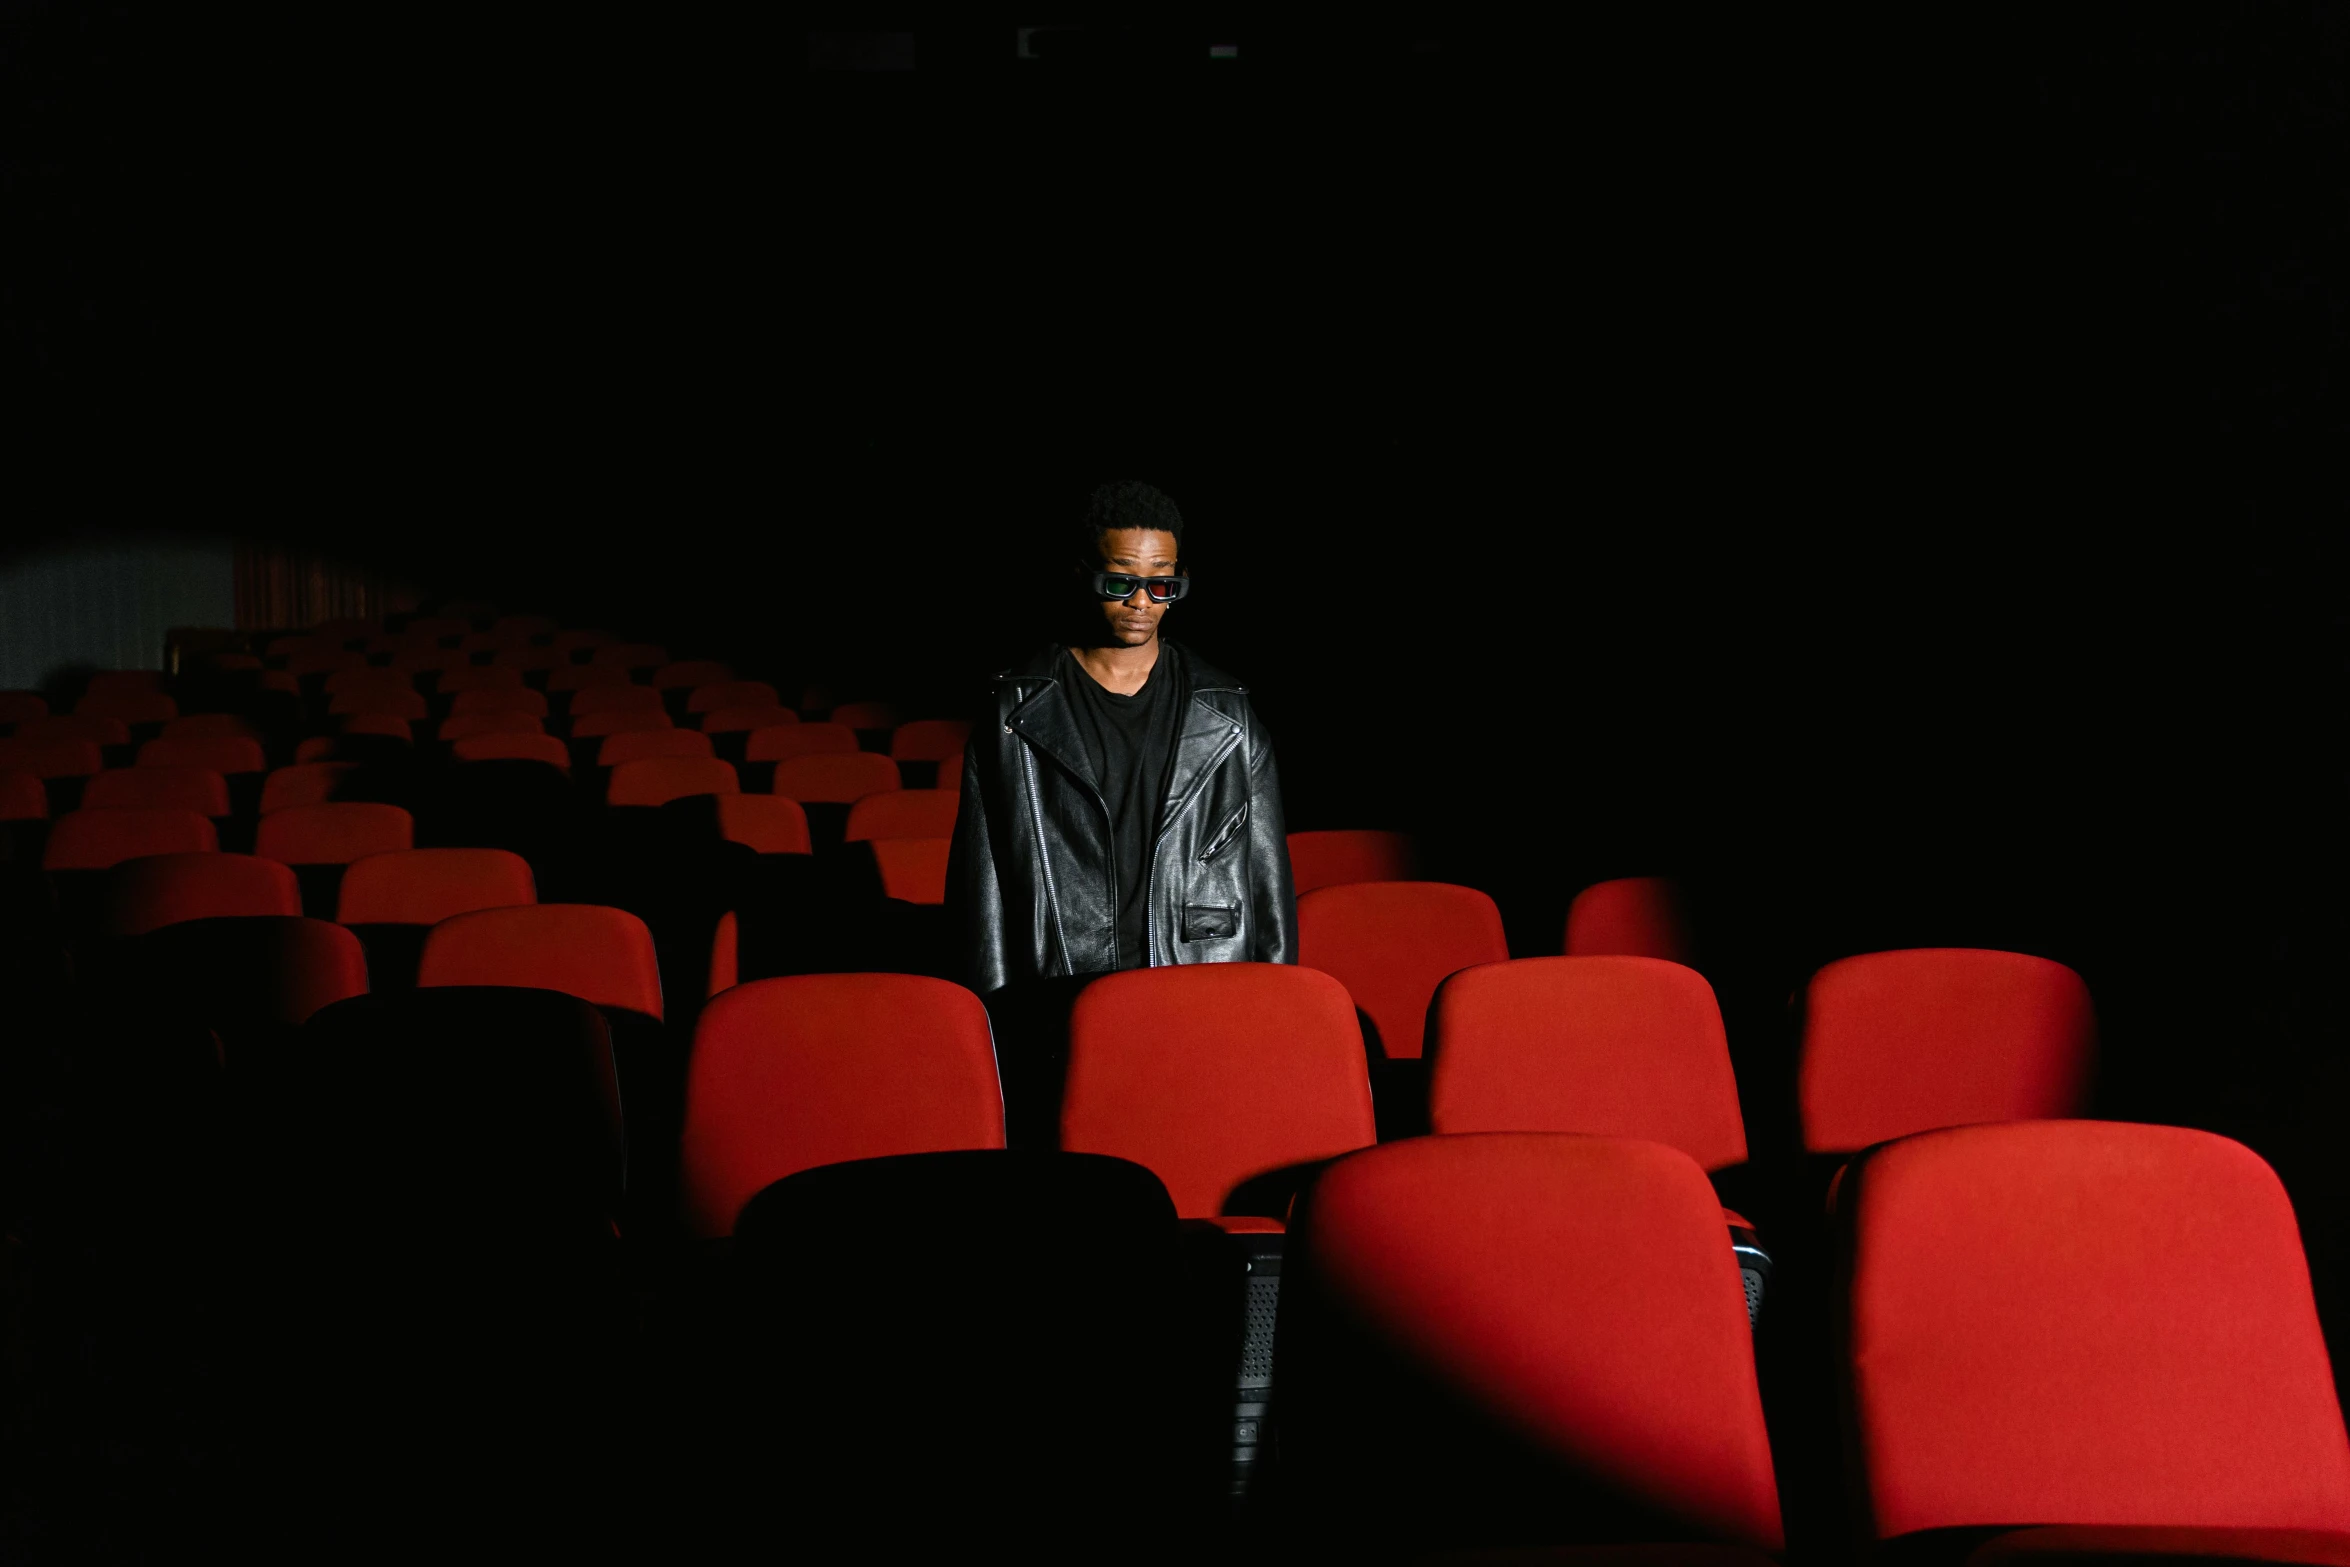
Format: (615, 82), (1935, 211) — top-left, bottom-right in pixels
(948, 480), (1296, 993)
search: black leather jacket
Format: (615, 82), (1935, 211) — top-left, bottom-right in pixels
(947, 643), (1297, 993)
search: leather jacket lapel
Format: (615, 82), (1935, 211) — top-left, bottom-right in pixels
(1004, 674), (1102, 800)
(1157, 692), (1245, 839)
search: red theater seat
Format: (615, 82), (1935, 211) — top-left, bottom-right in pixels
(608, 756), (738, 807)
(0, 767), (46, 820)
(870, 839), (949, 904)
(888, 719), (972, 762)
(82, 670), (164, 696)
(76, 689), (177, 726)
(260, 762), (356, 813)
(1838, 1121), (2350, 1547)
(569, 683), (664, 717)
(337, 713), (411, 743)
(418, 904), (663, 1020)
(1286, 1133), (1785, 1553)
(715, 795), (811, 856)
(109, 852), (302, 935)
(451, 732), (571, 769)
(449, 686), (549, 718)
(83, 766), (231, 818)
(0, 692), (51, 726)
(597, 727), (714, 768)
(546, 663), (631, 693)
(491, 645), (563, 672)
(139, 736), (266, 775)
(437, 666), (524, 695)
(1297, 881), (1509, 1059)
(677, 974), (1004, 1236)
(686, 680), (780, 715)
(845, 789), (958, 841)
(20, 714), (131, 749)
(1062, 963), (1374, 1227)
(0, 737), (103, 779)
(1566, 875), (1695, 963)
(771, 752), (901, 804)
(746, 722), (857, 762)
(652, 660), (731, 691)
(44, 807), (218, 869)
(829, 700), (899, 731)
(570, 709), (672, 740)
(338, 848), (536, 926)
(1286, 830), (1418, 895)
(325, 667), (415, 697)
(329, 687), (430, 722)
(162, 714), (263, 744)
(1428, 956), (1749, 1173)
(439, 710), (543, 742)
(700, 703), (796, 735)
(1798, 948), (2096, 1155)
(255, 802), (414, 865)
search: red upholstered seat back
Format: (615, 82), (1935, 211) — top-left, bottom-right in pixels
(686, 680), (779, 715)
(771, 752), (901, 804)
(1565, 875), (1694, 963)
(451, 732), (571, 769)
(569, 683), (664, 716)
(653, 659), (732, 691)
(700, 703), (797, 735)
(77, 689), (176, 725)
(417, 903), (664, 1020)
(1060, 963), (1374, 1223)
(83, 766), (230, 817)
(0, 737), (102, 780)
(678, 973), (1005, 1236)
(747, 722), (858, 762)
(828, 701), (898, 730)
(259, 763), (355, 813)
(44, 807), (217, 870)
(449, 686), (549, 718)
(1799, 948), (2095, 1154)
(1296, 881), (1508, 1060)
(336, 847), (537, 926)
(1295, 1133), (1784, 1549)
(109, 852), (302, 935)
(569, 708), (671, 739)
(254, 802), (414, 866)
(439, 710), (544, 742)
(0, 768), (46, 820)
(870, 839), (949, 904)
(607, 755), (737, 807)
(1428, 956), (1749, 1172)
(714, 794), (810, 855)
(597, 727), (715, 768)
(161, 713), (262, 744)
(844, 788), (957, 841)
(1840, 1120), (2350, 1539)
(1287, 830), (1417, 895)
(137, 735), (266, 774)
(21, 714), (129, 748)
(330, 687), (430, 721)
(888, 719), (972, 761)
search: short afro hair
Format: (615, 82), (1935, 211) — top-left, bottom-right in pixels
(1080, 480), (1185, 558)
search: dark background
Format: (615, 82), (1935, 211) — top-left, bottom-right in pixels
(9, 0), (2347, 1431)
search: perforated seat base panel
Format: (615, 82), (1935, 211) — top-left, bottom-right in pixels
(1233, 1236), (1282, 1501)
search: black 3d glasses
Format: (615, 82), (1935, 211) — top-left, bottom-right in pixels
(1089, 570), (1190, 603)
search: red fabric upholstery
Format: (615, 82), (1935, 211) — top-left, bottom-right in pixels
(1287, 829), (1419, 894)
(607, 756), (738, 807)
(1566, 876), (1695, 963)
(870, 839), (949, 904)
(700, 703), (797, 735)
(569, 708), (672, 739)
(451, 732), (571, 769)
(338, 713), (411, 742)
(82, 671), (163, 696)
(0, 692), (49, 725)
(438, 710), (543, 741)
(138, 736), (266, 775)
(1061, 963), (1375, 1222)
(686, 680), (780, 715)
(0, 737), (102, 779)
(44, 807), (218, 869)
(418, 903), (664, 1020)
(1841, 1121), (2350, 1541)
(330, 687), (430, 721)
(889, 719), (972, 761)
(706, 911), (738, 997)
(844, 788), (958, 841)
(746, 722), (858, 762)
(715, 795), (810, 855)
(1970, 1526), (2350, 1567)
(254, 802), (414, 865)
(1298, 1134), (1784, 1550)
(490, 645), (563, 671)
(771, 752), (901, 804)
(77, 689), (177, 725)
(828, 700), (899, 730)
(436, 665), (524, 694)
(162, 713), (263, 743)
(1428, 956), (1749, 1172)
(20, 714), (130, 748)
(336, 847), (536, 926)
(653, 659), (732, 691)
(265, 763), (356, 811)
(1799, 948), (2096, 1154)
(597, 727), (715, 768)
(83, 766), (231, 817)
(1297, 881), (1509, 1059)
(0, 767), (47, 820)
(569, 683), (664, 716)
(449, 686), (549, 717)
(678, 973), (1005, 1236)
(109, 852), (302, 934)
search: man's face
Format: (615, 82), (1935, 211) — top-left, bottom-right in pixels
(1090, 527), (1182, 648)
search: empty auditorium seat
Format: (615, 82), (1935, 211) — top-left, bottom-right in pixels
(83, 766), (231, 818)
(138, 735), (266, 775)
(844, 789), (958, 841)
(1838, 1121), (2350, 1551)
(1286, 829), (1418, 894)
(1798, 948), (2096, 1155)
(608, 756), (738, 808)
(83, 670), (164, 695)
(568, 683), (665, 717)
(746, 722), (857, 762)
(888, 719), (972, 762)
(451, 732), (571, 769)
(96, 915), (370, 1061)
(700, 703), (796, 735)
(1063, 963), (1374, 1227)
(545, 663), (630, 693)
(76, 689), (177, 726)
(0, 691), (51, 726)
(162, 713), (264, 744)
(44, 807), (218, 870)
(1297, 881), (1509, 1060)
(439, 710), (544, 742)
(337, 713), (412, 743)
(678, 974), (1005, 1236)
(869, 839), (949, 904)
(331, 687), (430, 722)
(570, 709), (672, 741)
(686, 680), (779, 715)
(1428, 956), (1748, 1171)
(109, 852), (302, 935)
(0, 767), (46, 820)
(20, 713), (131, 749)
(437, 666), (524, 695)
(449, 686), (549, 718)
(716, 794), (811, 855)
(417, 904), (662, 1019)
(652, 660), (731, 691)
(0, 737), (103, 779)
(260, 762), (357, 813)
(256, 802), (415, 866)
(1283, 1134), (1784, 1554)
(1566, 875), (1695, 962)
(339, 848), (536, 926)
(771, 752), (901, 804)
(597, 728), (715, 768)
(829, 701), (899, 732)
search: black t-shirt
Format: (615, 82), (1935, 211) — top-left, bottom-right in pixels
(1058, 644), (1186, 969)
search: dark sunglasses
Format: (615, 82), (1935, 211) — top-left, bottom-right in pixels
(1088, 569), (1190, 603)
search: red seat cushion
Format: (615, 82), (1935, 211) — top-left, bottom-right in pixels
(44, 806), (218, 869)
(109, 852), (302, 935)
(254, 803), (415, 866)
(417, 903), (664, 1020)
(1286, 829), (1417, 895)
(336, 847), (537, 926)
(1565, 876), (1694, 963)
(1297, 881), (1509, 1059)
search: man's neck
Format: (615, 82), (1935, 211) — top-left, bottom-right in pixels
(1070, 637), (1162, 697)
